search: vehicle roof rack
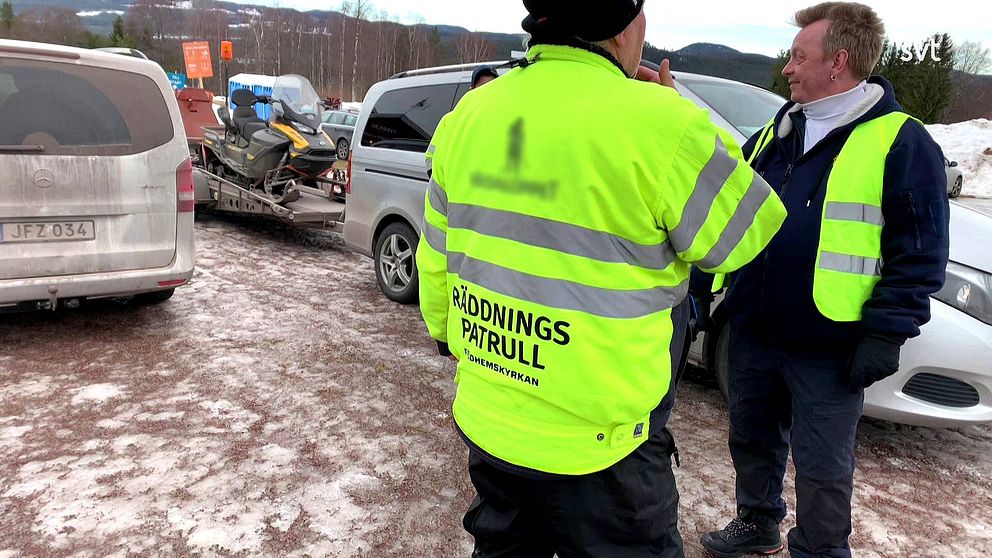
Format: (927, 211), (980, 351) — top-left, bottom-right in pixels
(389, 60), (510, 80)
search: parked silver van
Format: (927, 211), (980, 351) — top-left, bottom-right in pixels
(344, 63), (485, 303)
(0, 40), (195, 311)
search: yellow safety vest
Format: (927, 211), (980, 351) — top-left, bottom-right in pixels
(416, 44), (786, 475)
(733, 111), (915, 321)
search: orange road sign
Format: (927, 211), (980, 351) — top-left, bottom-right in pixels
(182, 41), (214, 79)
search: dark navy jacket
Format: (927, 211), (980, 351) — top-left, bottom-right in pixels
(699, 76), (949, 348)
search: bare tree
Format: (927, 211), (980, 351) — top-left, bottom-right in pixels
(404, 17), (429, 70)
(274, 8), (284, 74)
(388, 17), (401, 76)
(249, 10), (267, 73)
(406, 21), (419, 69)
(955, 40), (992, 75)
(129, 0), (172, 42)
(338, 3), (349, 97)
(454, 30), (494, 63)
(348, 0), (371, 101)
(946, 40), (992, 121)
(372, 9), (384, 81)
(18, 7), (86, 46)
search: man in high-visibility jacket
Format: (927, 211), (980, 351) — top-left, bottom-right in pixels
(416, 1), (786, 555)
(698, 3), (949, 558)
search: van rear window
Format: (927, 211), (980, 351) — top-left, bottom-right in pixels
(361, 83), (458, 153)
(0, 58), (174, 156)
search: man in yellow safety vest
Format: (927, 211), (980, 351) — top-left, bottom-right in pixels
(416, 0), (786, 555)
(698, 3), (949, 557)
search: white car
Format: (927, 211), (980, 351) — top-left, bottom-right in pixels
(946, 157), (963, 198)
(0, 40), (195, 311)
(863, 201), (991, 425)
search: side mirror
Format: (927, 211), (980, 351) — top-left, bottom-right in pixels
(950, 161), (958, 167)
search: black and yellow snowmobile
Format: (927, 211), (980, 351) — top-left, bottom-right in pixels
(200, 74), (337, 204)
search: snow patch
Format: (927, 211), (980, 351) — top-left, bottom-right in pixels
(199, 400), (260, 433)
(302, 472), (378, 546)
(134, 411), (186, 422)
(3, 478), (50, 498)
(256, 443), (297, 469)
(926, 119), (992, 198)
(0, 377), (53, 399)
(0, 425), (31, 439)
(97, 419), (126, 429)
(77, 10), (125, 16)
(71, 383), (124, 405)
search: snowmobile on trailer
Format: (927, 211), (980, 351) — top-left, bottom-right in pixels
(198, 74), (339, 204)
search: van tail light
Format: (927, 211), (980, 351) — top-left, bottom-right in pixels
(176, 158), (195, 213)
(158, 279), (188, 287)
(346, 151), (353, 195)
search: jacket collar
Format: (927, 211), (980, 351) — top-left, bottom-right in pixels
(524, 43), (628, 80)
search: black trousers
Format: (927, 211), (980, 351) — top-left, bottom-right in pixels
(463, 428), (684, 558)
(728, 326), (863, 558)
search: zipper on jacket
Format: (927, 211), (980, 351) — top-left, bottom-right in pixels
(779, 163), (795, 200)
(906, 192), (922, 251)
(778, 125), (804, 201)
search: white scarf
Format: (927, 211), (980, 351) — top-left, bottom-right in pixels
(800, 81), (878, 154)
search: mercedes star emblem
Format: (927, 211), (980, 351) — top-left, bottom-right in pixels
(33, 169), (55, 189)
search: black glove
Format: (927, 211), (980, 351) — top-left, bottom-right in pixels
(688, 293), (714, 341)
(849, 336), (904, 392)
(436, 341), (452, 357)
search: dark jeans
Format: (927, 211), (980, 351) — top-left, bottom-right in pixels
(464, 428), (684, 558)
(728, 326), (864, 558)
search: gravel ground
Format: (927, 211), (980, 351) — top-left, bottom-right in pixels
(1, 213), (990, 557)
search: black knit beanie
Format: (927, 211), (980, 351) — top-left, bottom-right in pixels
(521, 0), (645, 42)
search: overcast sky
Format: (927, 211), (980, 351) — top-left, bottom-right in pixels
(252, 0), (991, 57)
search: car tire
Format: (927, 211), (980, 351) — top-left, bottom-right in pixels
(337, 138), (350, 161)
(950, 176), (963, 198)
(135, 288), (175, 305)
(713, 319), (731, 405)
(374, 222), (419, 304)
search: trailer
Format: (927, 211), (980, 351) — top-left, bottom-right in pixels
(193, 166), (346, 232)
(186, 88), (350, 232)
(176, 87), (222, 149)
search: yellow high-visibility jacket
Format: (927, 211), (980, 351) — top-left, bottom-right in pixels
(417, 44), (786, 475)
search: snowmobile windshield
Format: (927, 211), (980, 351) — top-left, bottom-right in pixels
(271, 74), (323, 127)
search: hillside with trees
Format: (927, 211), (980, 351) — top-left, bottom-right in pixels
(0, 0), (988, 122)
